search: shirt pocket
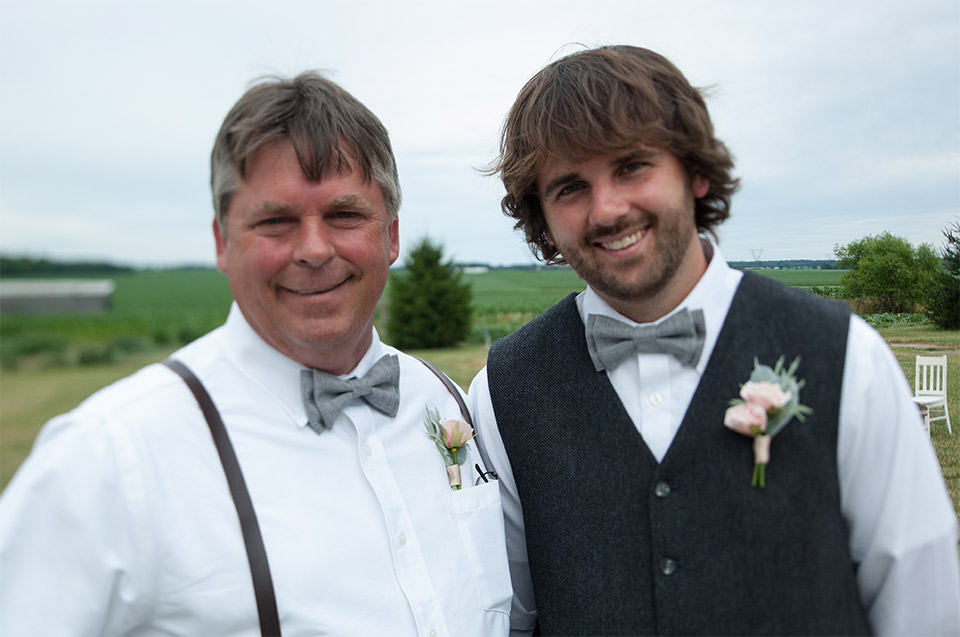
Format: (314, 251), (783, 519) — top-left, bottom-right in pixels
(446, 479), (512, 619)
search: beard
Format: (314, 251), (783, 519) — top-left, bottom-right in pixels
(555, 201), (698, 307)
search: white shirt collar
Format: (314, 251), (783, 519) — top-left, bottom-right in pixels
(218, 302), (383, 429)
(578, 238), (743, 370)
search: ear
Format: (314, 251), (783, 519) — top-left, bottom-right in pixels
(387, 216), (400, 266)
(213, 218), (228, 274)
(692, 175), (709, 199)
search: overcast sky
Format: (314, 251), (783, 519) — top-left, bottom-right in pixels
(1, 0), (958, 268)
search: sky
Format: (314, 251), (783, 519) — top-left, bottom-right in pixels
(1, 0), (958, 268)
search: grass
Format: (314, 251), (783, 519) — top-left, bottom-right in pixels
(883, 328), (959, 510)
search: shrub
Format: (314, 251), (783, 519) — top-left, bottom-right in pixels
(834, 232), (941, 313)
(809, 286), (840, 299)
(387, 238), (472, 349)
(862, 313), (929, 328)
(925, 220), (960, 330)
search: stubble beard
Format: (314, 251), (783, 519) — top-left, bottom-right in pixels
(557, 204), (698, 308)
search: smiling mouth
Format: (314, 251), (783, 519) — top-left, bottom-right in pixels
(285, 278), (349, 295)
(597, 228), (648, 251)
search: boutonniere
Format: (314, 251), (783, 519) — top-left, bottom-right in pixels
(423, 407), (476, 490)
(723, 356), (812, 488)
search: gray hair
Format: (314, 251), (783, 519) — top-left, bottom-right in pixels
(211, 71), (401, 228)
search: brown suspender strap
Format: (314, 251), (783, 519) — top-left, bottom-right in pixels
(163, 359), (281, 637)
(162, 354), (466, 637)
(414, 356), (473, 425)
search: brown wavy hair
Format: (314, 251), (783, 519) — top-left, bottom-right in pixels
(489, 45), (739, 264)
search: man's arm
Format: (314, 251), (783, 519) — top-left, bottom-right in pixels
(469, 367), (538, 635)
(0, 412), (151, 634)
(838, 316), (960, 635)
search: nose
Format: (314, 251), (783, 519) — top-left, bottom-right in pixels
(292, 217), (335, 267)
(588, 180), (631, 228)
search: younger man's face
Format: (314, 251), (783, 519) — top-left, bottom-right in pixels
(536, 145), (709, 322)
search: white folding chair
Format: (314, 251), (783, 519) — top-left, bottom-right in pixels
(914, 355), (952, 435)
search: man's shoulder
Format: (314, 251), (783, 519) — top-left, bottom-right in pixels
(58, 363), (193, 430)
(25, 362), (195, 467)
(43, 331), (229, 443)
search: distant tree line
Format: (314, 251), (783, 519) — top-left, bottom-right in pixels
(728, 259), (838, 270)
(1, 257), (135, 277)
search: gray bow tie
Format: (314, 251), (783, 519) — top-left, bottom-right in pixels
(300, 354), (400, 434)
(586, 308), (706, 372)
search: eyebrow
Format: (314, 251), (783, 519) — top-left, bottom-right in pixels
(249, 194), (371, 216)
(250, 201), (290, 216)
(540, 147), (664, 199)
(541, 173), (578, 200)
(331, 194), (370, 210)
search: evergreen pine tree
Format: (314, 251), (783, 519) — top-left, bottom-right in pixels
(387, 238), (472, 349)
(926, 220), (960, 329)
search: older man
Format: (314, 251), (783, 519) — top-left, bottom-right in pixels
(470, 45), (959, 636)
(0, 72), (511, 636)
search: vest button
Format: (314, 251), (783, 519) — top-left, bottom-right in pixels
(654, 481), (671, 498)
(661, 558), (677, 575)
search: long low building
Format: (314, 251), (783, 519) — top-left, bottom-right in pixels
(0, 279), (115, 314)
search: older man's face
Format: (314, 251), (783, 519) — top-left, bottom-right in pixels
(215, 138), (398, 374)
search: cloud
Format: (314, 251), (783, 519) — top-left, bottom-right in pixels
(1, 0), (957, 266)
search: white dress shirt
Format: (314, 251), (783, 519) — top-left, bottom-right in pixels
(470, 245), (960, 636)
(0, 303), (511, 636)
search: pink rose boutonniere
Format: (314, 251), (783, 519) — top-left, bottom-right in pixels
(724, 356), (812, 488)
(424, 407), (476, 490)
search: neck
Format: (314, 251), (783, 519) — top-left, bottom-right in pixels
(605, 235), (709, 324)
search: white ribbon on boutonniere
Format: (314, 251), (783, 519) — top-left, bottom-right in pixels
(723, 356), (812, 488)
(423, 407), (476, 490)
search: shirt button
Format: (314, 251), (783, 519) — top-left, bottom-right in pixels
(429, 630), (438, 637)
(654, 481), (671, 498)
(398, 532), (407, 546)
(650, 393), (663, 406)
(362, 444), (372, 457)
(661, 558), (677, 575)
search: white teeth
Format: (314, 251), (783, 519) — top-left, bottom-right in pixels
(603, 229), (645, 251)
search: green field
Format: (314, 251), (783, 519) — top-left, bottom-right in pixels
(1, 267), (955, 521)
(743, 268), (845, 287)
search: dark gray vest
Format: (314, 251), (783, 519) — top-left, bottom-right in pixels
(487, 272), (870, 636)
